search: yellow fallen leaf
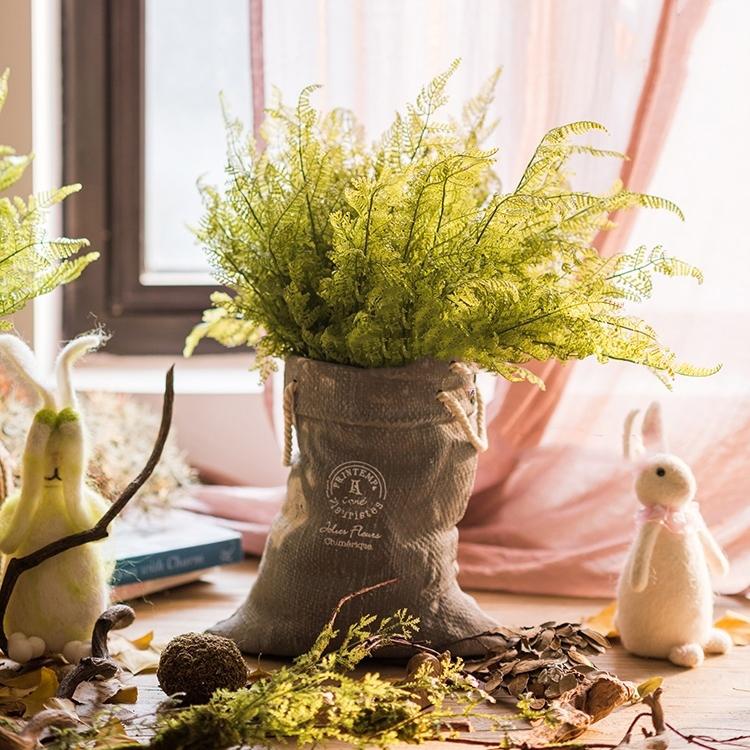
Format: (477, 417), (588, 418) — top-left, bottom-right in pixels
(129, 630), (154, 650)
(0, 667), (44, 714)
(583, 601), (619, 639)
(108, 684), (138, 704)
(1, 668), (46, 690)
(109, 632), (162, 675)
(636, 676), (663, 699)
(714, 610), (750, 645)
(20, 666), (58, 717)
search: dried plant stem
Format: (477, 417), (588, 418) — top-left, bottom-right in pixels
(643, 689), (666, 734)
(0, 367), (174, 654)
(57, 604), (136, 698)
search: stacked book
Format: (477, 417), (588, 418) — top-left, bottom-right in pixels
(110, 510), (243, 600)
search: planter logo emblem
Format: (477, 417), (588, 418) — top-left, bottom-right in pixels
(326, 461), (387, 520)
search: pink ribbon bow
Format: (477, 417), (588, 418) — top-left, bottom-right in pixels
(636, 501), (703, 534)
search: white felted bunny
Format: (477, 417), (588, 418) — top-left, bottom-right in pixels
(616, 402), (731, 668)
(0, 334), (110, 664)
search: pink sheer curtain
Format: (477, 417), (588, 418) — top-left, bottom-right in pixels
(463, 0), (699, 525)
(458, 0), (750, 598)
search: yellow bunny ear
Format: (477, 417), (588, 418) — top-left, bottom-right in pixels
(0, 413), (52, 553)
(57, 412), (90, 530)
(0, 438), (14, 504)
(0, 335), (56, 410)
(55, 332), (106, 410)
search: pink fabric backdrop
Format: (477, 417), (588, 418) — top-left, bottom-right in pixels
(457, 0), (719, 596)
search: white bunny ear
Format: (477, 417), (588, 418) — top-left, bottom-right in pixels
(642, 401), (668, 453)
(55, 333), (106, 409)
(623, 409), (644, 460)
(0, 335), (56, 410)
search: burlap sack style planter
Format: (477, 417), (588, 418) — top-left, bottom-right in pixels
(209, 355), (498, 656)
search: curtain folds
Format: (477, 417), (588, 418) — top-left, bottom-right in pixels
(457, 0), (750, 598)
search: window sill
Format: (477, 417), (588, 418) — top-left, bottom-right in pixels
(75, 352), (263, 395)
(75, 352), (286, 487)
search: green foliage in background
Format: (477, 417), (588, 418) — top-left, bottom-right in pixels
(0, 70), (97, 327)
(187, 61), (716, 386)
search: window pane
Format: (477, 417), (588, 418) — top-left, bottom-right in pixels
(143, 0), (252, 280)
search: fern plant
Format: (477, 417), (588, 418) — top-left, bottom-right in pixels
(187, 61), (715, 386)
(0, 70), (97, 327)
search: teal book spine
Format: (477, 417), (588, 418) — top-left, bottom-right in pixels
(111, 538), (243, 586)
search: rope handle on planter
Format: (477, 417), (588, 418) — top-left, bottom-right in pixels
(436, 362), (488, 453)
(282, 380), (297, 467)
(283, 363), (486, 463)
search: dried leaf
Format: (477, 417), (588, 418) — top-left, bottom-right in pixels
(109, 632), (162, 674)
(513, 658), (552, 674)
(535, 629), (555, 650)
(0, 670), (44, 691)
(507, 673), (529, 696)
(71, 674), (137, 708)
(129, 630), (154, 649)
(582, 601), (619, 638)
(580, 627), (611, 650)
(636, 676), (664, 700)
(483, 670), (507, 693)
(41, 696), (79, 719)
(714, 610), (750, 646)
(0, 667), (61, 717)
(0, 707), (80, 750)
(567, 648), (594, 667)
(464, 653), (506, 673)
(72, 679), (119, 706)
(557, 672), (579, 694)
(109, 685), (138, 704)
(19, 667), (58, 718)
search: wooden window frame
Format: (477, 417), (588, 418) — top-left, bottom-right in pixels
(61, 0), (264, 354)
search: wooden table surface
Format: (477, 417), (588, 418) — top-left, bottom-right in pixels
(122, 559), (750, 748)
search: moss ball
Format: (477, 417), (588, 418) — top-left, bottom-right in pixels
(157, 632), (248, 704)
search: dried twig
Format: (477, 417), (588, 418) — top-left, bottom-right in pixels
(324, 577), (398, 630)
(644, 689), (666, 735)
(57, 604), (136, 698)
(0, 709), (80, 749)
(0, 367), (174, 653)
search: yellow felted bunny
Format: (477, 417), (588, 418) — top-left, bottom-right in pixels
(0, 334), (110, 663)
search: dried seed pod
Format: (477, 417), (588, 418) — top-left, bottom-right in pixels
(406, 652), (443, 678)
(157, 632), (248, 705)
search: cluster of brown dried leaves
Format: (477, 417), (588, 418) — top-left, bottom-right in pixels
(464, 621), (612, 705)
(0, 631), (162, 748)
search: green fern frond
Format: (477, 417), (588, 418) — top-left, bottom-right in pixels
(188, 63), (715, 387)
(0, 70), (96, 323)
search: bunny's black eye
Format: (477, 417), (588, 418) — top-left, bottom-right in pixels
(656, 467), (666, 477)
